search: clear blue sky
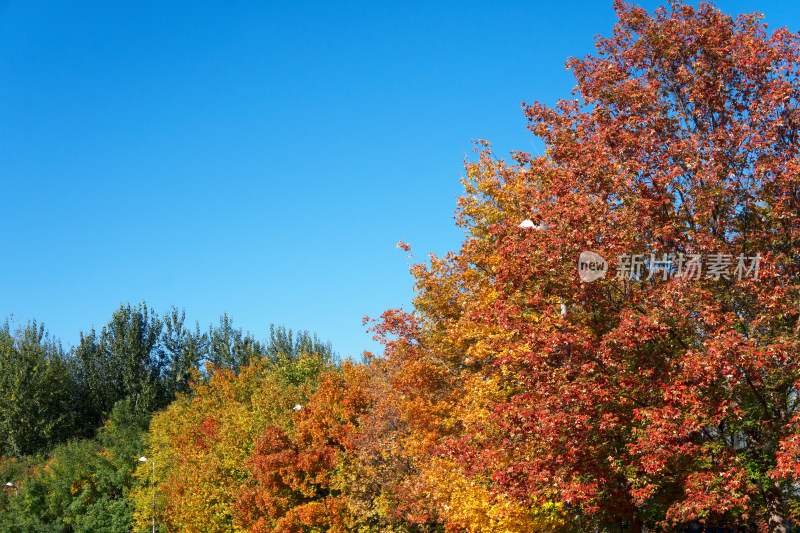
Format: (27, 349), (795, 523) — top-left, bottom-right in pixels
(2, 0), (798, 358)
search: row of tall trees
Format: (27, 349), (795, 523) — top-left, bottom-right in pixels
(0, 304), (333, 458)
(129, 351), (567, 532)
(0, 309), (334, 531)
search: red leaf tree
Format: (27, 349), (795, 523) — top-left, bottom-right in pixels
(374, 2), (800, 532)
(234, 363), (372, 533)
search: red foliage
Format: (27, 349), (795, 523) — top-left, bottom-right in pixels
(372, 2), (800, 531)
(234, 363), (371, 533)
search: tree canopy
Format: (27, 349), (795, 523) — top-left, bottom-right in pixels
(371, 2), (800, 532)
(5, 2), (800, 532)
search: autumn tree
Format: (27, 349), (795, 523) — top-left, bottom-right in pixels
(335, 356), (450, 532)
(370, 203), (568, 532)
(130, 341), (336, 531)
(373, 2), (800, 532)
(234, 362), (371, 533)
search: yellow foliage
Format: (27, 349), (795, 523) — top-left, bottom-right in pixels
(425, 457), (565, 533)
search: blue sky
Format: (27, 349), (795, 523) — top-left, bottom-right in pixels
(2, 0), (799, 358)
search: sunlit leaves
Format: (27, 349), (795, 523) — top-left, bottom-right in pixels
(131, 352), (336, 532)
(371, 2), (800, 531)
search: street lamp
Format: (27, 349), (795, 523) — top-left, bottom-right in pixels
(139, 457), (155, 533)
(518, 219), (547, 231)
(4, 482), (17, 495)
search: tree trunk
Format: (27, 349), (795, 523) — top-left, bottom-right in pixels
(765, 484), (786, 533)
(630, 514), (643, 533)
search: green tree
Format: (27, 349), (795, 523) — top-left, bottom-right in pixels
(264, 323), (334, 364)
(72, 328), (114, 435)
(206, 313), (264, 373)
(0, 319), (76, 457)
(101, 303), (164, 415)
(3, 399), (149, 532)
(0, 455), (41, 530)
(73, 303), (166, 428)
(161, 306), (207, 399)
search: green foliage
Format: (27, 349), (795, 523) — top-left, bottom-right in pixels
(71, 328), (111, 435)
(0, 455), (39, 529)
(0, 320), (76, 457)
(264, 323), (334, 365)
(1, 399), (149, 532)
(161, 306), (206, 398)
(73, 303), (206, 436)
(206, 312), (264, 373)
(203, 318), (335, 375)
(101, 303), (164, 415)
(267, 328), (335, 390)
(71, 302), (165, 435)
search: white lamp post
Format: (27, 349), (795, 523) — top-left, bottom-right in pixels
(139, 457), (155, 533)
(518, 219), (547, 231)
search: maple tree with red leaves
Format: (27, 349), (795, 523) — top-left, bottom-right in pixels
(235, 362), (371, 533)
(372, 1), (800, 532)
